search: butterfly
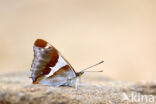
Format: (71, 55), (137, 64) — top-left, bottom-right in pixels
(30, 39), (103, 87)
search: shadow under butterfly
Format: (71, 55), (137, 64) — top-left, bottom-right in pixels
(30, 39), (104, 87)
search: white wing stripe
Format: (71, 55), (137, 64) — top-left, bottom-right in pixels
(45, 55), (67, 77)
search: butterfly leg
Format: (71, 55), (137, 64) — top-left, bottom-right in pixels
(75, 78), (79, 90)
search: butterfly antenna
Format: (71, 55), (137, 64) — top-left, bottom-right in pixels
(80, 61), (104, 72)
(84, 70), (103, 72)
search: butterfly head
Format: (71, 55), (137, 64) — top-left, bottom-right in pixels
(76, 71), (84, 77)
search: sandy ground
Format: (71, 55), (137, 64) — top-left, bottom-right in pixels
(0, 72), (156, 104)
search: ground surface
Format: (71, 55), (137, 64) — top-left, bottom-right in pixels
(0, 72), (156, 104)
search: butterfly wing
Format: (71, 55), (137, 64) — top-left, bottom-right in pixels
(30, 39), (77, 86)
(38, 65), (77, 86)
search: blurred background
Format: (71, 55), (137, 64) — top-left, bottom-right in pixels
(0, 0), (155, 81)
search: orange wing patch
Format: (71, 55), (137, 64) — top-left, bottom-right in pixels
(34, 39), (47, 48)
(48, 48), (59, 67)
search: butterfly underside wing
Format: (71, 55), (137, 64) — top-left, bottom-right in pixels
(30, 39), (78, 86)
